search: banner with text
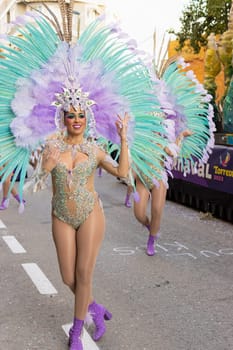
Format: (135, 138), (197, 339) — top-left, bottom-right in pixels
(172, 145), (233, 195)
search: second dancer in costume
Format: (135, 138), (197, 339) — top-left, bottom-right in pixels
(123, 57), (215, 256)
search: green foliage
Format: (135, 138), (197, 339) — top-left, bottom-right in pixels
(170, 0), (232, 53)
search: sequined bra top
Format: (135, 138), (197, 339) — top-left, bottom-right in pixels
(51, 140), (98, 191)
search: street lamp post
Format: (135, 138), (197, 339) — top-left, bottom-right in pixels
(73, 10), (80, 39)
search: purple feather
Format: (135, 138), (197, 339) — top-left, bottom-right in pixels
(27, 105), (56, 136)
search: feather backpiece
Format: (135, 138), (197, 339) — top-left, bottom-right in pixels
(154, 57), (216, 173)
(0, 12), (169, 201)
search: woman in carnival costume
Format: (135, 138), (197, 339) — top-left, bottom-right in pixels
(0, 3), (172, 348)
(131, 128), (193, 256)
(124, 56), (215, 256)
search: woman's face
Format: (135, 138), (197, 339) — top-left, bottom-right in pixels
(64, 105), (86, 136)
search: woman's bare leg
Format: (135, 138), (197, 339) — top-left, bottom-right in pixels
(0, 174), (18, 210)
(133, 177), (150, 227)
(124, 185), (133, 208)
(52, 216), (77, 293)
(11, 185), (18, 197)
(75, 200), (105, 319)
(52, 201), (105, 319)
(150, 181), (167, 237)
(2, 174), (17, 197)
(2, 177), (10, 198)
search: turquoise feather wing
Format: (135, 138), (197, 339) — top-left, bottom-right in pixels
(159, 59), (215, 171)
(0, 13), (58, 201)
(78, 17), (169, 188)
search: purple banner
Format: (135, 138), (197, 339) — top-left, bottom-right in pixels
(172, 145), (233, 195)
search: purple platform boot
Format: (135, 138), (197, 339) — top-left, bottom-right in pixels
(0, 197), (9, 210)
(144, 224), (159, 256)
(14, 194), (26, 214)
(146, 233), (160, 256)
(147, 234), (156, 256)
(69, 318), (84, 350)
(14, 194), (26, 204)
(88, 301), (112, 341)
(124, 193), (132, 208)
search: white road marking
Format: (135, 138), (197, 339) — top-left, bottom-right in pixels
(2, 235), (26, 253)
(22, 263), (58, 295)
(62, 323), (100, 350)
(0, 219), (6, 229)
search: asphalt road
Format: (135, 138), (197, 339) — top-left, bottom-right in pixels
(0, 169), (232, 350)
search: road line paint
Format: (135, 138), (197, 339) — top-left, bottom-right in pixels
(22, 263), (58, 295)
(2, 235), (26, 253)
(0, 219), (6, 229)
(62, 323), (100, 350)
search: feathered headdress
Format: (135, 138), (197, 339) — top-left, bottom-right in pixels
(0, 8), (170, 207)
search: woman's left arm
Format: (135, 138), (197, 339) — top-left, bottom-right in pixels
(99, 113), (129, 178)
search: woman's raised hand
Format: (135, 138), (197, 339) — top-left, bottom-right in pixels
(42, 144), (60, 172)
(176, 129), (193, 147)
(115, 112), (130, 142)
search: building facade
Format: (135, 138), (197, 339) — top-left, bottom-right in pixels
(0, 0), (106, 39)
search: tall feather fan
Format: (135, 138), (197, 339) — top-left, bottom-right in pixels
(0, 11), (170, 208)
(154, 56), (216, 174)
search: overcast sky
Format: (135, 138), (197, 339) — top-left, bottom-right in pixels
(106, 0), (190, 57)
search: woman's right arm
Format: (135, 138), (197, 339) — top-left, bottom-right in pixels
(24, 142), (60, 193)
(41, 143), (60, 173)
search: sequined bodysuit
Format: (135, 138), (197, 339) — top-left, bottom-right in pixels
(51, 140), (98, 229)
(136, 160), (166, 191)
(138, 171), (154, 191)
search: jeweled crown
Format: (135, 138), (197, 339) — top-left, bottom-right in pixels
(52, 87), (95, 112)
